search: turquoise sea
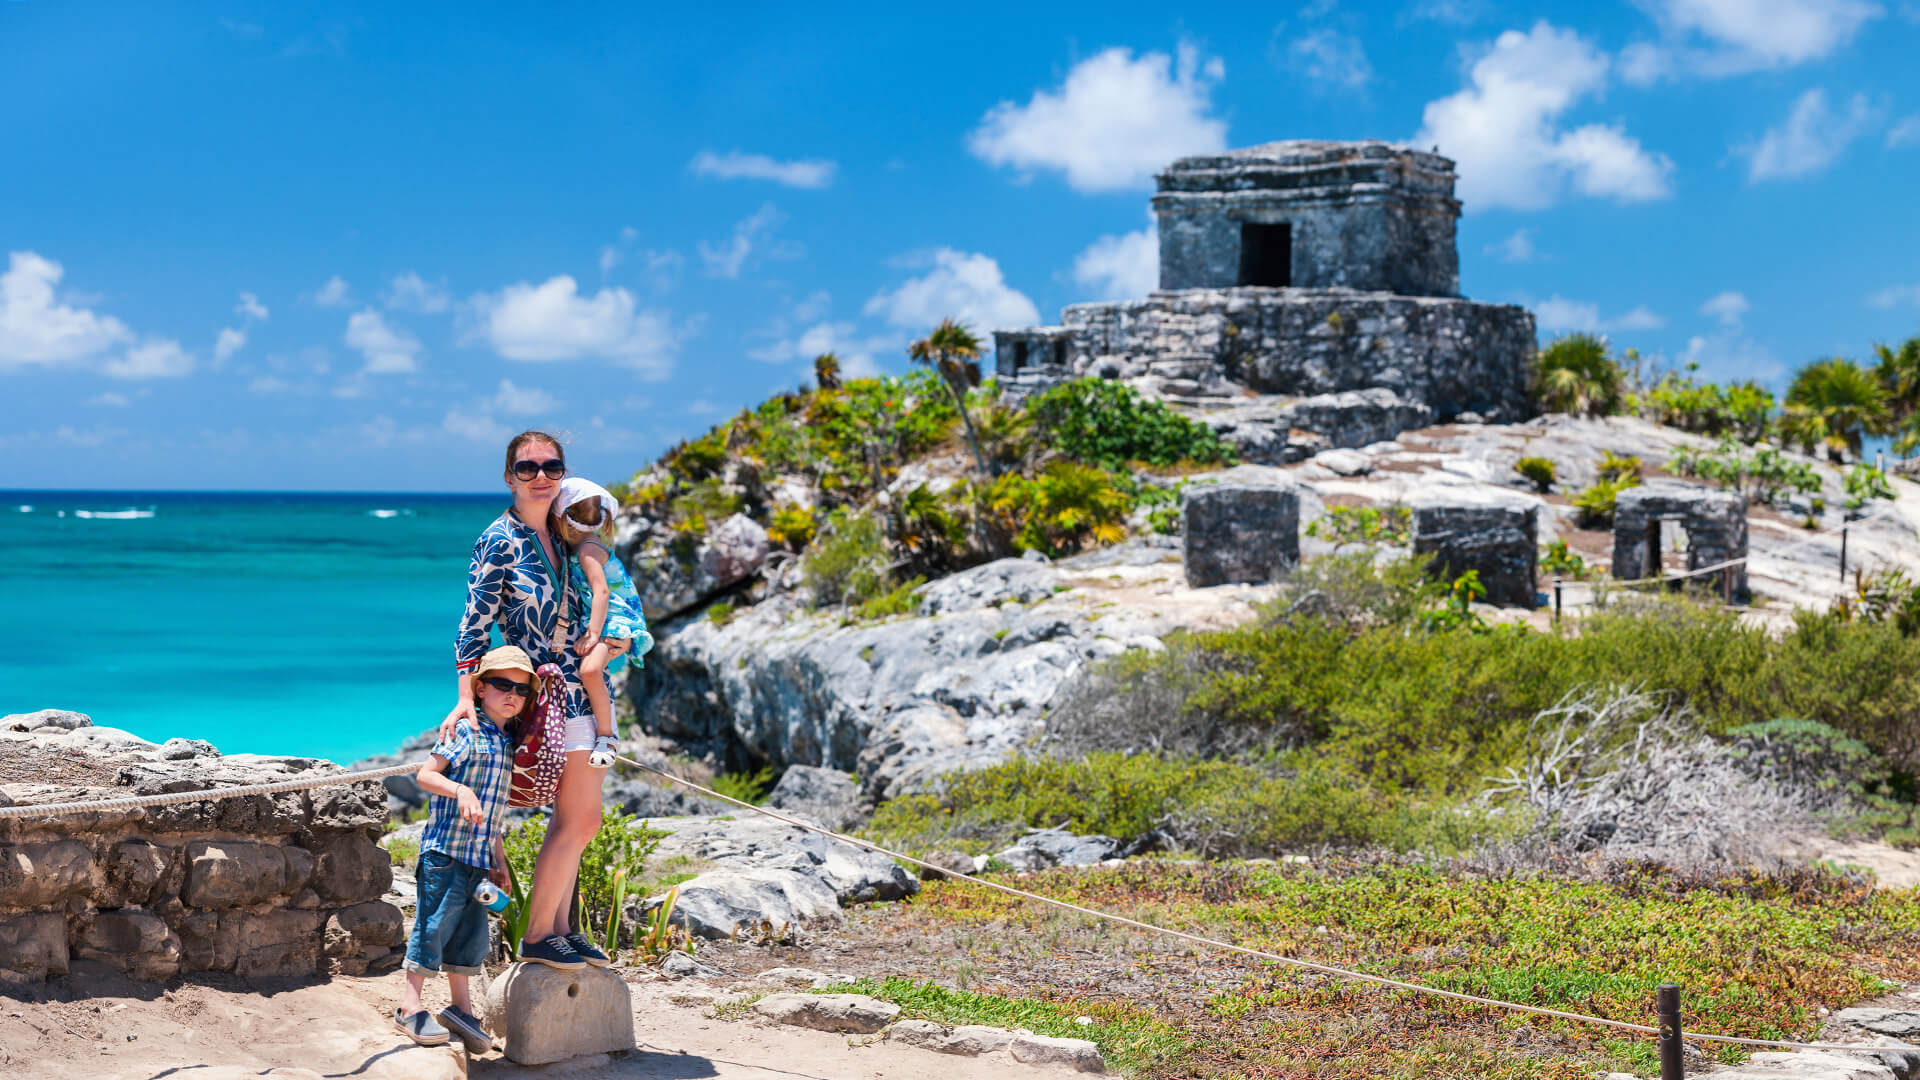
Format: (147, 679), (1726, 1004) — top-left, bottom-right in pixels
(2, 491), (510, 764)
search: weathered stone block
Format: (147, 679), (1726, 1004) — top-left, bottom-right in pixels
(184, 841), (292, 909)
(1182, 472), (1299, 587)
(1611, 483), (1748, 601)
(1011, 1031), (1107, 1072)
(173, 908), (228, 970)
(107, 839), (175, 907)
(2, 709), (92, 731)
(308, 780), (389, 831)
(77, 907), (181, 980)
(0, 911), (67, 980)
(309, 832), (392, 904)
(753, 992), (899, 1033)
(485, 962), (635, 1065)
(1411, 493), (1538, 607)
(326, 900), (405, 971)
(0, 840), (94, 909)
(224, 908), (324, 976)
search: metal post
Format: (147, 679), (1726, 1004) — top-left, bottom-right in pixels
(1722, 564), (1733, 606)
(1553, 579), (1563, 622)
(1658, 983), (1684, 1080)
(1840, 525), (1849, 581)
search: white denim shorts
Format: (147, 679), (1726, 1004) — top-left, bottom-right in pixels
(562, 714), (598, 754)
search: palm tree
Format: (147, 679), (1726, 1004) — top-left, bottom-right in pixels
(1786, 356), (1890, 462)
(813, 352), (842, 391)
(1872, 337), (1920, 456)
(909, 318), (992, 479)
(1531, 334), (1625, 418)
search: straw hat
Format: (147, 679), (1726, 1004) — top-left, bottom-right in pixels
(471, 645), (540, 690)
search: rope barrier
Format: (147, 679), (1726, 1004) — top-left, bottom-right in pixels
(0, 747), (1907, 1057)
(1557, 502), (1905, 592)
(0, 760), (425, 819)
(609, 753), (1916, 1058)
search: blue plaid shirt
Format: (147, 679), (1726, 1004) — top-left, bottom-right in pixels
(419, 717), (513, 869)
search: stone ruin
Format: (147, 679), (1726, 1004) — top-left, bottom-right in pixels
(994, 141), (1538, 462)
(1611, 484), (1749, 602)
(1181, 470), (1300, 588)
(1411, 492), (1539, 607)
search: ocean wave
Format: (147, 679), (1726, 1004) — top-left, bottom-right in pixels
(14, 505), (30, 513)
(367, 508), (415, 519)
(74, 508), (157, 520)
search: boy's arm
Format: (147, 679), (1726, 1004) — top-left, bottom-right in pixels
(414, 754), (484, 825)
(575, 544), (612, 650)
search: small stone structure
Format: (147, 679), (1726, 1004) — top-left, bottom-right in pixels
(1182, 470), (1300, 587)
(487, 963), (635, 1065)
(1611, 484), (1749, 601)
(0, 717), (402, 983)
(994, 140), (1538, 450)
(1411, 493), (1539, 607)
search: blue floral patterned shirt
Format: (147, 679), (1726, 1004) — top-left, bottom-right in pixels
(456, 509), (595, 720)
(419, 716), (513, 869)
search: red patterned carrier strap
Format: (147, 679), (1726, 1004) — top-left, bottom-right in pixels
(507, 662), (568, 808)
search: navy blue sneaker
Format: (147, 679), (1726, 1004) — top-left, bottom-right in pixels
(393, 1007), (450, 1046)
(564, 932), (612, 968)
(517, 935), (586, 970)
(436, 1005), (491, 1054)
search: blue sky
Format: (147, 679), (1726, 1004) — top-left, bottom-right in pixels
(5, 0), (1919, 492)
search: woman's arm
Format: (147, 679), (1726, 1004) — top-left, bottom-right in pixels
(574, 543), (612, 654)
(448, 531), (509, 732)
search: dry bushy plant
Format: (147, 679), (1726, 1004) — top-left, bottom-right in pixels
(1041, 638), (1296, 761)
(1481, 686), (1820, 868)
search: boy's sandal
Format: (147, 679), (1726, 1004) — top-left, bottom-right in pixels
(394, 1007), (451, 1046)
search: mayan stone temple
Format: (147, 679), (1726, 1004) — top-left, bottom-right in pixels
(995, 140), (1539, 461)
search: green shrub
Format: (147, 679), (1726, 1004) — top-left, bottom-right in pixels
(1638, 371), (1775, 440)
(1023, 378), (1235, 472)
(1540, 539), (1592, 580)
(385, 835), (419, 867)
(1598, 450), (1642, 483)
(1572, 476), (1639, 527)
(1669, 436), (1821, 506)
(707, 602), (735, 626)
(502, 809), (664, 955)
(1305, 504), (1410, 546)
(1844, 463), (1894, 514)
(854, 575), (925, 621)
(1532, 334), (1625, 417)
(984, 461), (1131, 555)
(711, 766), (776, 805)
(766, 503), (817, 550)
(1515, 456), (1556, 493)
(803, 508), (890, 608)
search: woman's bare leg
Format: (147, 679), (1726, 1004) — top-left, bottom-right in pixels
(521, 750), (603, 943)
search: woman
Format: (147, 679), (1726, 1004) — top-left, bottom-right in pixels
(447, 430), (625, 970)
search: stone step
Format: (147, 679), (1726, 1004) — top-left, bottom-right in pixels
(484, 961), (635, 1066)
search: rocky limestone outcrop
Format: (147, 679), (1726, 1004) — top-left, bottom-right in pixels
(0, 715), (402, 982)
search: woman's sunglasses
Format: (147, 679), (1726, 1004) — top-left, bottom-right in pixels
(479, 675), (535, 698)
(513, 459), (566, 481)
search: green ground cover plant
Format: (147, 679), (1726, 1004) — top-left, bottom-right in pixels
(1515, 455), (1556, 493)
(1304, 504), (1410, 545)
(892, 859), (1920, 1078)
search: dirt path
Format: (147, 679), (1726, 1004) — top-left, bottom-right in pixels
(0, 966), (1088, 1080)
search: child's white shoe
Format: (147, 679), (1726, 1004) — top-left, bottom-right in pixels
(588, 735), (618, 770)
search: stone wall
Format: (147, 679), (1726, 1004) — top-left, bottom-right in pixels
(1047, 289), (1534, 420)
(1411, 493), (1540, 607)
(0, 715), (402, 983)
(1612, 484), (1749, 601)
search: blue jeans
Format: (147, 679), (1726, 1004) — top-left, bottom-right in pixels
(405, 849), (492, 977)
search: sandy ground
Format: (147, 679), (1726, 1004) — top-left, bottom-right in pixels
(0, 964), (1089, 1080)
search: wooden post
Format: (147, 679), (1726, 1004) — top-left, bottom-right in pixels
(1658, 984), (1684, 1080)
(1553, 579), (1563, 622)
(1722, 565), (1733, 606)
(1840, 525), (1849, 581)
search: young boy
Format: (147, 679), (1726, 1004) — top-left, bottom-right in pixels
(394, 645), (530, 1053)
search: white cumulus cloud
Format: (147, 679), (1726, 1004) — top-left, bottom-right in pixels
(312, 275), (352, 307)
(1622, 0), (1884, 83)
(214, 327), (247, 362)
(1700, 290), (1749, 326)
(689, 150), (837, 189)
(1488, 229), (1537, 262)
(699, 204), (785, 280)
(344, 308), (423, 374)
(103, 339), (195, 379)
(968, 43), (1228, 193)
(235, 292), (269, 321)
(1889, 115), (1920, 147)
(748, 321), (899, 379)
(1072, 224), (1160, 300)
(863, 249), (1041, 334)
(385, 271), (452, 314)
(1534, 295), (1666, 333)
(0, 251), (135, 370)
(1414, 21), (1674, 211)
(1743, 88), (1878, 181)
(465, 276), (681, 378)
(492, 378), (561, 416)
(1867, 283), (1920, 308)
(1286, 28), (1374, 92)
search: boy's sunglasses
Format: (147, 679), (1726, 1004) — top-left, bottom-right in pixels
(479, 675), (535, 698)
(513, 459), (566, 481)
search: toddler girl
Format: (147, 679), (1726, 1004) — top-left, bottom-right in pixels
(551, 476), (654, 769)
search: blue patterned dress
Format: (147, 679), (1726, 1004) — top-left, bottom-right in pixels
(456, 510), (596, 720)
(565, 541), (654, 674)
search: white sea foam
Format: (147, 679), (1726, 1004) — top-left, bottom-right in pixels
(74, 508), (157, 520)
(368, 508), (413, 519)
(15, 505), (30, 513)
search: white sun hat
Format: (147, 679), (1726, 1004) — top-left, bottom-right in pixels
(554, 476), (620, 522)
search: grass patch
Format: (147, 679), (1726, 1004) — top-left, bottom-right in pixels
(815, 976), (1189, 1076)
(384, 835), (419, 867)
(886, 859), (1920, 1078)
